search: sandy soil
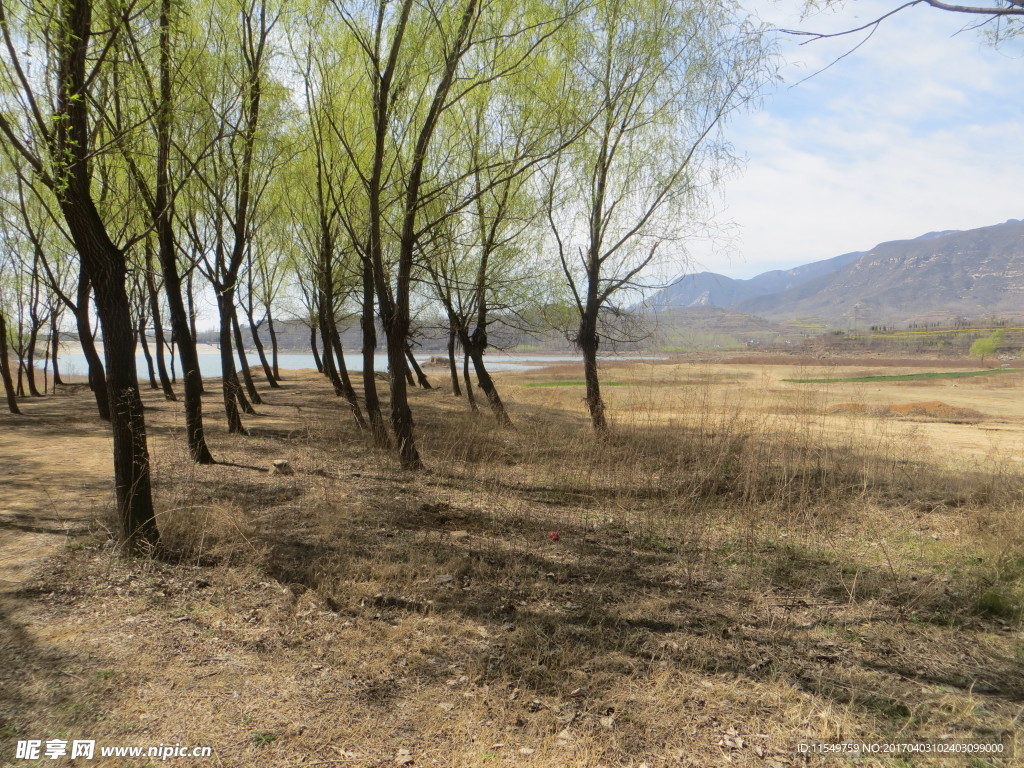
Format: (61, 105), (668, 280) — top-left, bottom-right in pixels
(0, 387), (113, 588)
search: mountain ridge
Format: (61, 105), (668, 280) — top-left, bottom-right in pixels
(646, 219), (1024, 325)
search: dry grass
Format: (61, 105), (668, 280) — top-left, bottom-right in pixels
(826, 401), (986, 424)
(1, 359), (1022, 767)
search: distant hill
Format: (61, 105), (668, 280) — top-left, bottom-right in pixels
(736, 219), (1024, 324)
(647, 219), (1024, 326)
(642, 250), (863, 310)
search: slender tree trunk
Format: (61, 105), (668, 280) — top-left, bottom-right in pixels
(25, 325), (43, 397)
(187, 270), (198, 343)
(231, 307), (263, 405)
(267, 307), (280, 380)
(406, 347), (432, 389)
(154, 0), (210, 463)
(365, 0), (419, 469)
(447, 327), (461, 396)
(75, 276), (110, 420)
(50, 314), (63, 386)
(137, 314), (159, 389)
(154, 236), (212, 458)
(469, 350), (511, 426)
(144, 256), (175, 401)
(247, 314), (279, 387)
(216, 291), (248, 433)
(150, 310), (174, 400)
(0, 311), (20, 414)
(327, 313), (367, 430)
(463, 350), (478, 412)
(41, 335), (50, 394)
(169, 333), (176, 383)
(360, 256), (388, 446)
(318, 307), (344, 394)
(309, 326), (324, 372)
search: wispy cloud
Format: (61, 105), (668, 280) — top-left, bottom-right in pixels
(691, 0), (1024, 279)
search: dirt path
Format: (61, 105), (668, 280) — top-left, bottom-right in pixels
(0, 391), (113, 591)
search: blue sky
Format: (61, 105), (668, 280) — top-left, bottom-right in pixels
(690, 0), (1024, 279)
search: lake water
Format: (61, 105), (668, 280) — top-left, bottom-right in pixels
(40, 350), (635, 379)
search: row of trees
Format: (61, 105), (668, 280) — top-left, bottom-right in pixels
(0, 0), (771, 552)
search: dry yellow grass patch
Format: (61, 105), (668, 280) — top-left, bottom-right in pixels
(1, 361), (1022, 767)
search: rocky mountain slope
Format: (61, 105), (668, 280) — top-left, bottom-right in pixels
(648, 219), (1024, 325)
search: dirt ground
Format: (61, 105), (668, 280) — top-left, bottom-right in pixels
(1, 358), (1021, 767)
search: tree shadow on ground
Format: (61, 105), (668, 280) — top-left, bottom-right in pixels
(252, 496), (1024, 735)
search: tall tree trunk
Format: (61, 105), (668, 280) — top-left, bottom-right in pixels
(231, 307), (263, 405)
(447, 327), (461, 396)
(462, 350), (478, 412)
(58, 207), (158, 552)
(0, 311), (20, 414)
(365, 0), (420, 469)
(360, 256), (388, 446)
(153, 0), (211, 461)
(75, 275), (110, 420)
(309, 326), (324, 373)
(267, 307), (280, 380)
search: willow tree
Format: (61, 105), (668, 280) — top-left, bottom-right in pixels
(281, 24), (370, 431)
(422, 134), (561, 425)
(181, 0), (287, 433)
(110, 0), (217, 461)
(546, 0), (771, 431)
(291, 4), (391, 445)
(331, 0), (581, 467)
(0, 0), (159, 551)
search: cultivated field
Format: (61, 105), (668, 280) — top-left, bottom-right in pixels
(1, 356), (1022, 767)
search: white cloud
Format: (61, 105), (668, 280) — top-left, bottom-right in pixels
(689, 0), (1024, 279)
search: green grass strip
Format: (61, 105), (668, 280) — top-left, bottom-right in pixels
(783, 369), (1016, 384)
